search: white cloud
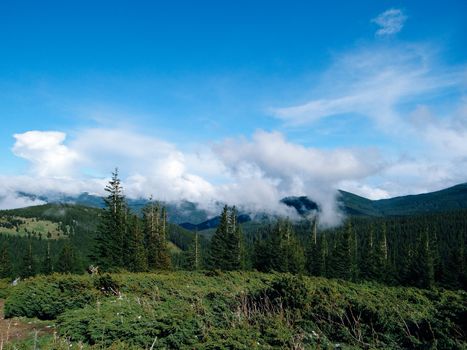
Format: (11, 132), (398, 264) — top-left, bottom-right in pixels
(12, 131), (80, 177)
(269, 36), (467, 198)
(3, 128), (386, 226)
(372, 9), (407, 37)
(213, 130), (382, 225)
(272, 44), (463, 130)
(0, 191), (46, 210)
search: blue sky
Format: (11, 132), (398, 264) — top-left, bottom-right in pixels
(0, 1), (466, 220)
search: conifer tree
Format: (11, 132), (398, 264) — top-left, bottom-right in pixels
(0, 243), (12, 278)
(20, 243), (35, 278)
(329, 220), (352, 280)
(143, 198), (160, 269)
(95, 168), (127, 270)
(226, 206), (245, 270)
(306, 220), (325, 276)
(154, 207), (171, 270)
(359, 224), (375, 281)
(373, 223), (389, 282)
(127, 214), (148, 272)
(57, 242), (75, 273)
(42, 242), (53, 275)
(187, 231), (202, 270)
(209, 205), (230, 270)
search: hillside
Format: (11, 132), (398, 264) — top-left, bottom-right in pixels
(339, 183), (467, 216)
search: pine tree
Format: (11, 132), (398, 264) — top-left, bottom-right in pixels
(42, 242), (53, 274)
(329, 220), (352, 280)
(209, 205), (230, 270)
(20, 243), (35, 278)
(225, 206), (243, 270)
(57, 242), (75, 273)
(127, 214), (148, 272)
(154, 207), (171, 270)
(208, 205), (245, 271)
(359, 224), (375, 281)
(373, 223), (389, 282)
(143, 198), (159, 269)
(143, 200), (171, 270)
(187, 231), (202, 270)
(306, 220), (325, 276)
(408, 228), (434, 289)
(0, 243), (12, 278)
(95, 168), (127, 270)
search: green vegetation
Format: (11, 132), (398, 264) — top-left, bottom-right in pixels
(339, 183), (467, 216)
(0, 173), (466, 348)
(0, 215), (64, 239)
(3, 272), (466, 349)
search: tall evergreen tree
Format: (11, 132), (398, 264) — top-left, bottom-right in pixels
(209, 205), (245, 271)
(187, 231), (202, 270)
(373, 223), (389, 282)
(329, 220), (352, 280)
(95, 168), (127, 270)
(127, 214), (148, 272)
(154, 207), (171, 269)
(20, 242), (35, 278)
(0, 243), (12, 278)
(143, 200), (171, 270)
(42, 242), (53, 275)
(57, 242), (75, 273)
(306, 220), (325, 276)
(209, 205), (230, 270)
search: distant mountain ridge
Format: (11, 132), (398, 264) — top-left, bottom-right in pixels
(15, 183), (467, 229)
(338, 183), (467, 217)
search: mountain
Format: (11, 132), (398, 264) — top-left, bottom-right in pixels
(15, 182), (467, 229)
(179, 213), (251, 231)
(17, 192), (210, 225)
(338, 183), (467, 217)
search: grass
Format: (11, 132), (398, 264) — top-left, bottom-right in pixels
(0, 216), (66, 240)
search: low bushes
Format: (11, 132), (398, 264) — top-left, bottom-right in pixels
(4, 274), (97, 319)
(3, 272), (466, 349)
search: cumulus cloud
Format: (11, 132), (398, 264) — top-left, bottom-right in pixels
(12, 131), (80, 177)
(212, 130), (382, 225)
(372, 9), (407, 37)
(2, 128), (386, 226)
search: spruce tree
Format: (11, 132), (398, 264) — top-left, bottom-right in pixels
(225, 206), (244, 270)
(127, 214), (148, 272)
(0, 243), (12, 278)
(373, 223), (389, 282)
(143, 198), (158, 269)
(187, 231), (202, 270)
(42, 242), (53, 275)
(154, 207), (171, 269)
(306, 220), (325, 276)
(209, 205), (229, 270)
(329, 221), (352, 280)
(57, 242), (75, 273)
(95, 168), (127, 270)
(20, 243), (35, 278)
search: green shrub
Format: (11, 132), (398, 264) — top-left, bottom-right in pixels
(0, 278), (12, 298)
(264, 274), (308, 309)
(58, 296), (202, 349)
(93, 273), (120, 296)
(4, 274), (97, 319)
